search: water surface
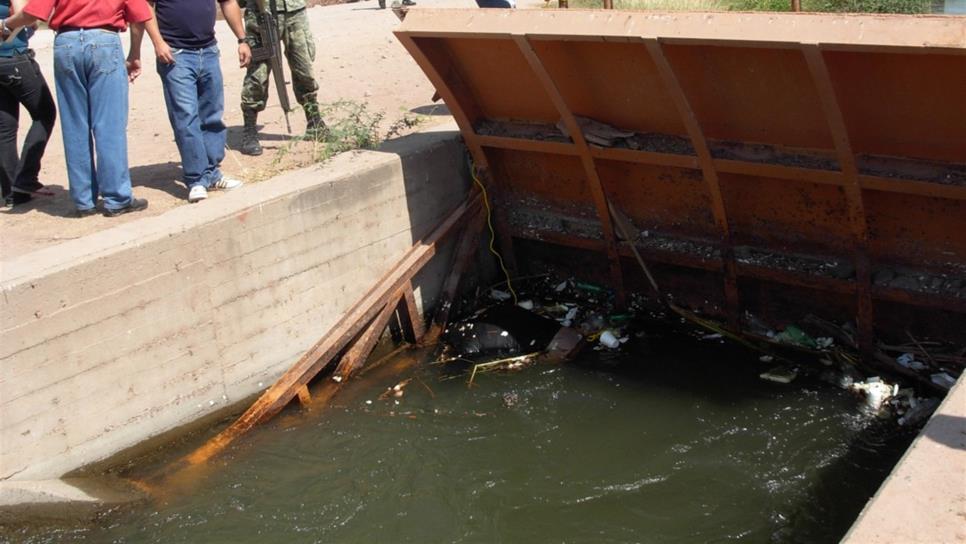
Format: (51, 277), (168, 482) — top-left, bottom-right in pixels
(4, 336), (916, 544)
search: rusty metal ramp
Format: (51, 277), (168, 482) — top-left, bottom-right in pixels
(395, 10), (966, 347)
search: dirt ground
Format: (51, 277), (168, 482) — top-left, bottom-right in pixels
(0, 0), (543, 260)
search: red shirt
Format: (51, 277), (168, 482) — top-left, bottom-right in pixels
(23, 0), (153, 32)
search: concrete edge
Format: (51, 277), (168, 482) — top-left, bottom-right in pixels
(842, 372), (966, 543)
(1, 121), (462, 287)
(0, 122), (465, 509)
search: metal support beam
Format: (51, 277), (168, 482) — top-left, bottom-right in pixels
(513, 34), (627, 305)
(396, 34), (519, 276)
(802, 44), (875, 358)
(644, 38), (741, 329)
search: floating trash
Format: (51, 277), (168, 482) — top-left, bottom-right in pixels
(849, 377), (895, 412)
(760, 366), (798, 384)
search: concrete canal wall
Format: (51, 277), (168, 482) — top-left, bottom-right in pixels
(0, 124), (469, 504)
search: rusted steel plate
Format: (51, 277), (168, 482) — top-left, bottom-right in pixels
(395, 9), (966, 344)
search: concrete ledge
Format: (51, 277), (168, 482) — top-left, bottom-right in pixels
(843, 374), (966, 544)
(0, 123), (469, 501)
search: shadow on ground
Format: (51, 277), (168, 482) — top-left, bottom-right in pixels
(130, 161), (185, 200)
(226, 126), (293, 152)
(923, 413), (966, 451)
(1, 184), (73, 219)
(410, 103), (450, 116)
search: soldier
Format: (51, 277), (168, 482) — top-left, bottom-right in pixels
(238, 0), (324, 156)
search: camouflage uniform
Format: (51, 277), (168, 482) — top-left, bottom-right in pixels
(240, 0), (319, 112)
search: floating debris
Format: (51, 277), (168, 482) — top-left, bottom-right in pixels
(774, 325), (818, 349)
(379, 379), (412, 400)
(930, 372), (956, 390)
(489, 289), (512, 302)
(849, 377), (895, 412)
(760, 366), (798, 384)
(896, 353), (927, 371)
(599, 330), (621, 349)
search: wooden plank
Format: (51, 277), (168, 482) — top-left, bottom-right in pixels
(423, 207), (487, 345)
(334, 292), (406, 381)
(183, 194), (478, 465)
(295, 385), (312, 407)
(301, 292), (407, 413)
(399, 281), (426, 343)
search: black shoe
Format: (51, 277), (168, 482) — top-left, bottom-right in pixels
(402, 0), (416, 5)
(103, 198), (148, 217)
(240, 129), (263, 156)
(240, 110), (263, 156)
(305, 115), (329, 141)
(9, 192), (32, 206)
(74, 207), (98, 218)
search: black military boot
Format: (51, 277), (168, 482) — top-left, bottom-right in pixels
(240, 110), (263, 156)
(304, 103), (328, 140)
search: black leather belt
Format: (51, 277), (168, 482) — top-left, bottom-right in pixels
(57, 25), (119, 34)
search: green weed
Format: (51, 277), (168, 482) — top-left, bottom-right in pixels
(271, 100), (424, 169)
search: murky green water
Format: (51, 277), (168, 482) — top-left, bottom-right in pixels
(4, 335), (916, 544)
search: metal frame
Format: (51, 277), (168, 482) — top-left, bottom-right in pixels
(394, 10), (966, 334)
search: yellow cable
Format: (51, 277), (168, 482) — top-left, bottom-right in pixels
(471, 166), (518, 304)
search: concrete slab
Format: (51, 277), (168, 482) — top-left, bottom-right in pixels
(1, 122), (470, 503)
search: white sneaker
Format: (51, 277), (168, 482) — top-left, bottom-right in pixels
(188, 185), (208, 203)
(212, 176), (244, 191)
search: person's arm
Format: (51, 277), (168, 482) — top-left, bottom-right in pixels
(127, 21), (147, 82)
(220, 0), (250, 68)
(8, 0), (36, 35)
(129, 2), (174, 71)
(1, 0), (41, 37)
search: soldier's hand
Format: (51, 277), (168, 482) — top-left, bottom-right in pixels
(238, 42), (252, 68)
(155, 40), (176, 65)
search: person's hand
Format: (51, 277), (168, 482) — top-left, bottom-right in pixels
(155, 40), (175, 65)
(238, 42), (252, 68)
(126, 56), (142, 82)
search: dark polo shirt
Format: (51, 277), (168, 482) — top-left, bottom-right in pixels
(153, 0), (228, 50)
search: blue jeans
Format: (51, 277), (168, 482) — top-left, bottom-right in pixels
(157, 45), (225, 190)
(53, 30), (132, 211)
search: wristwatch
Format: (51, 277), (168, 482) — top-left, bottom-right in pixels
(237, 37), (247, 44)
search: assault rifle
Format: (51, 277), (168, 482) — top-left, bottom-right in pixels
(249, 0), (293, 133)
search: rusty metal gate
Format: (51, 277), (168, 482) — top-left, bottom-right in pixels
(395, 9), (966, 349)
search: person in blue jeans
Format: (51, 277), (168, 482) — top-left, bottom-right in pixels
(3, 0), (153, 217)
(131, 0), (250, 203)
